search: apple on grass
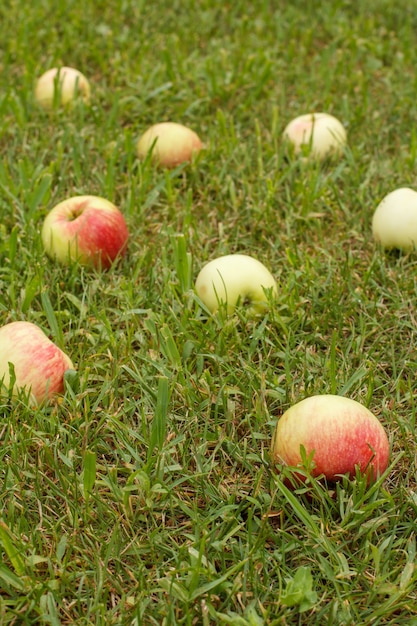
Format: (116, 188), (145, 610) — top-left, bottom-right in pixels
(41, 195), (129, 269)
(136, 122), (202, 168)
(372, 187), (417, 251)
(0, 321), (74, 404)
(283, 112), (347, 160)
(195, 253), (277, 316)
(35, 66), (91, 110)
(271, 394), (390, 485)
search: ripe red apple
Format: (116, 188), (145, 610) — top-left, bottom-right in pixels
(136, 122), (202, 168)
(41, 195), (129, 269)
(0, 321), (74, 404)
(271, 395), (390, 484)
(35, 66), (91, 109)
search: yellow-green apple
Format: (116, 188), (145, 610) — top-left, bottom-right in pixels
(0, 321), (74, 404)
(41, 195), (129, 269)
(35, 66), (91, 109)
(136, 122), (202, 168)
(283, 112), (347, 159)
(271, 394), (390, 484)
(195, 253), (277, 316)
(372, 187), (417, 251)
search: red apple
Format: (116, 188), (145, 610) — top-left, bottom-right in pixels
(0, 321), (74, 404)
(271, 394), (390, 484)
(41, 195), (129, 269)
(136, 122), (202, 168)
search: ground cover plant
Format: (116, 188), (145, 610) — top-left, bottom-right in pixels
(1, 0), (417, 623)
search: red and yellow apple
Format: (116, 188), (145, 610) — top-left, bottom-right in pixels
(0, 321), (74, 404)
(283, 112), (347, 159)
(34, 66), (91, 109)
(41, 195), (129, 269)
(271, 394), (390, 484)
(136, 122), (202, 168)
(372, 187), (417, 251)
(195, 253), (277, 316)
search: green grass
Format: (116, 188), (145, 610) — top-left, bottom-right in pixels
(1, 0), (417, 623)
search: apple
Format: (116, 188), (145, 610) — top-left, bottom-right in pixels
(271, 394), (390, 484)
(41, 195), (129, 269)
(0, 321), (74, 404)
(195, 253), (277, 316)
(35, 66), (91, 109)
(372, 187), (417, 251)
(283, 112), (347, 159)
(136, 122), (202, 168)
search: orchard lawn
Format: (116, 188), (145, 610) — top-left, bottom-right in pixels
(1, 1), (417, 624)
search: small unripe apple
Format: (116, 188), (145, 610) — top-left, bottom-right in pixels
(271, 394), (390, 484)
(283, 112), (347, 159)
(372, 187), (417, 251)
(136, 122), (202, 168)
(35, 66), (91, 109)
(41, 195), (129, 269)
(0, 321), (74, 404)
(195, 253), (277, 316)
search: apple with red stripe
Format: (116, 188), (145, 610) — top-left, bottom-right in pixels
(271, 394), (390, 485)
(0, 321), (74, 404)
(41, 195), (129, 269)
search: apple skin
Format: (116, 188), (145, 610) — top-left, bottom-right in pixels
(283, 112), (347, 159)
(271, 395), (390, 484)
(372, 187), (417, 251)
(195, 253), (277, 316)
(35, 66), (91, 110)
(41, 195), (129, 269)
(136, 122), (202, 168)
(0, 321), (74, 404)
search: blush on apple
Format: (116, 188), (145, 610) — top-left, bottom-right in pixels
(41, 195), (129, 269)
(283, 112), (347, 160)
(0, 321), (74, 404)
(271, 394), (390, 484)
(195, 253), (277, 316)
(136, 122), (202, 168)
(372, 187), (417, 251)
(35, 66), (91, 109)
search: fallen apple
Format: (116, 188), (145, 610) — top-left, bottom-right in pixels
(372, 187), (417, 251)
(41, 195), (129, 269)
(271, 394), (390, 484)
(195, 253), (277, 316)
(0, 321), (74, 404)
(34, 66), (91, 110)
(136, 122), (202, 168)
(283, 112), (347, 159)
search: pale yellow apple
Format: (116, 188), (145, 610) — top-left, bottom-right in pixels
(195, 253), (277, 316)
(136, 122), (202, 168)
(35, 66), (91, 109)
(283, 112), (347, 159)
(372, 187), (417, 251)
